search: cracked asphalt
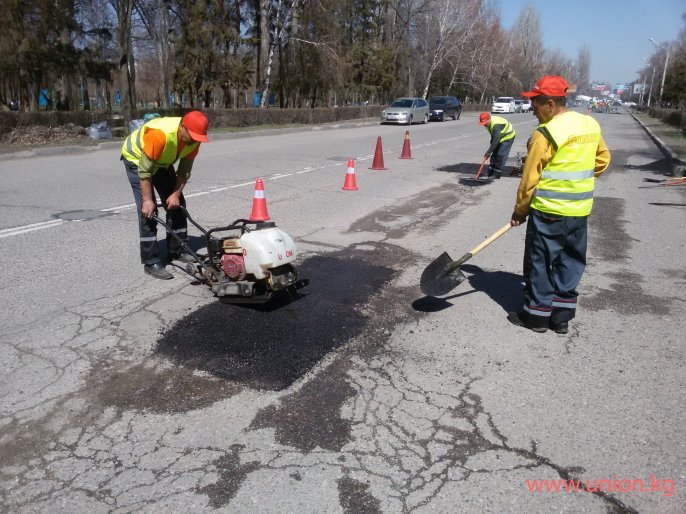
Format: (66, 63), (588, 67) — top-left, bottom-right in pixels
(0, 111), (684, 513)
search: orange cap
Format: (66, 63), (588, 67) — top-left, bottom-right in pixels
(182, 111), (209, 142)
(522, 76), (569, 98)
(479, 112), (490, 125)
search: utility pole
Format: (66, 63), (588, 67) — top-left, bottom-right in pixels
(649, 38), (670, 105)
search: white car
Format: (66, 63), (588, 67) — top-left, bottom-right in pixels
(491, 96), (516, 113)
(521, 100), (532, 112)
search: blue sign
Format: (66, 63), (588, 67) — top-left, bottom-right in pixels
(39, 89), (49, 107)
(253, 92), (261, 107)
(115, 90), (122, 105)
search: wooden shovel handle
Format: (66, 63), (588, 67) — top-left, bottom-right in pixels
(445, 223), (513, 273)
(468, 223), (512, 255)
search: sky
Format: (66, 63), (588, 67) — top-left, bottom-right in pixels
(498, 0), (684, 88)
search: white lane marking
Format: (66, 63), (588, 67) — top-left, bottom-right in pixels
(4, 125), (530, 239)
(230, 181), (256, 189)
(101, 203), (136, 212)
(0, 220), (64, 239)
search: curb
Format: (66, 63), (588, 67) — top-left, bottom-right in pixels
(0, 118), (385, 161)
(628, 109), (685, 176)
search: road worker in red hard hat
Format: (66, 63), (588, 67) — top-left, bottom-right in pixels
(121, 111), (209, 280)
(507, 75), (611, 334)
(479, 111), (516, 180)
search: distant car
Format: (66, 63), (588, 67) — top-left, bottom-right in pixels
(513, 100), (523, 113)
(491, 96), (516, 113)
(428, 96), (462, 121)
(381, 97), (430, 125)
(521, 100), (532, 112)
(623, 101), (637, 107)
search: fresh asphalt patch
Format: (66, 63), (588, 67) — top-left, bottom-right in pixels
(155, 248), (396, 391)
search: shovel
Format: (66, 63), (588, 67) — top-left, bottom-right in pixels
(475, 155), (489, 179)
(420, 223), (512, 296)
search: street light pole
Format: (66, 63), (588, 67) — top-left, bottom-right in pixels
(649, 38), (670, 105)
(641, 57), (656, 108)
(647, 66), (655, 107)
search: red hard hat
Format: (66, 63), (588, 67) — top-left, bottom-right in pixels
(182, 111), (209, 142)
(479, 112), (490, 125)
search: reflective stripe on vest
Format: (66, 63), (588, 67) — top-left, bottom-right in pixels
(488, 116), (515, 142)
(531, 111), (601, 217)
(121, 117), (198, 170)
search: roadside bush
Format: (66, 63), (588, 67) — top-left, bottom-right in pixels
(648, 107), (686, 136)
(0, 103), (490, 141)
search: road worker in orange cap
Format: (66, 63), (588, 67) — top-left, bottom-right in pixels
(507, 76), (611, 334)
(121, 111), (210, 280)
(479, 111), (516, 180)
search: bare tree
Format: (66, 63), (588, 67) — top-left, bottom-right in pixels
(260, 0), (299, 107)
(575, 44), (591, 94)
(136, 0), (176, 108)
(510, 1), (543, 91)
(111, 0), (137, 125)
(419, 0), (483, 99)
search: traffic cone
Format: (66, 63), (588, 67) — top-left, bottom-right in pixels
(248, 178), (271, 221)
(342, 159), (358, 191)
(369, 136), (387, 170)
(400, 130), (412, 159)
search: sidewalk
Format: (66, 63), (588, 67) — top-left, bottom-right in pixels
(631, 109), (686, 176)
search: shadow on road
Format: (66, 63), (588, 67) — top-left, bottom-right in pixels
(412, 264), (523, 313)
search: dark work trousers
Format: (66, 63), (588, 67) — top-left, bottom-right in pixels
(488, 138), (514, 177)
(123, 158), (187, 265)
(521, 209), (588, 330)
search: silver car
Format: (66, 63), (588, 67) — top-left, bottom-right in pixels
(381, 97), (430, 125)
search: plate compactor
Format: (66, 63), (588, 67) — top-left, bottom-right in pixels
(153, 205), (309, 304)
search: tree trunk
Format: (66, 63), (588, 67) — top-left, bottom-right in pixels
(114, 0), (137, 129)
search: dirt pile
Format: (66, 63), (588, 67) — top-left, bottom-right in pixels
(1, 123), (91, 146)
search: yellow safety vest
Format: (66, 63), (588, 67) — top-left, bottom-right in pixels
(531, 111), (601, 217)
(488, 116), (515, 142)
(121, 117), (198, 171)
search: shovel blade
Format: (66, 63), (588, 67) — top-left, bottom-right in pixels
(420, 252), (468, 297)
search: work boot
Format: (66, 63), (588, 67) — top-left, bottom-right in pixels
(494, 172), (502, 179)
(170, 252), (195, 264)
(550, 321), (569, 334)
(144, 263), (173, 280)
(507, 311), (548, 333)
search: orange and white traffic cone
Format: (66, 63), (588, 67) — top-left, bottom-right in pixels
(248, 178), (271, 221)
(369, 136), (387, 170)
(400, 130), (412, 159)
(342, 159), (358, 191)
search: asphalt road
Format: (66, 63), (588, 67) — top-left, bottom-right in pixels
(0, 110), (684, 513)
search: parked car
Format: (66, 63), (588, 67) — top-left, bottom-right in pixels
(521, 99), (532, 112)
(491, 96), (516, 114)
(513, 100), (523, 113)
(428, 96), (462, 121)
(381, 97), (430, 125)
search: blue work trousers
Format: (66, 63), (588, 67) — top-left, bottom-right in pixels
(123, 158), (187, 265)
(521, 209), (588, 329)
(488, 138), (514, 177)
